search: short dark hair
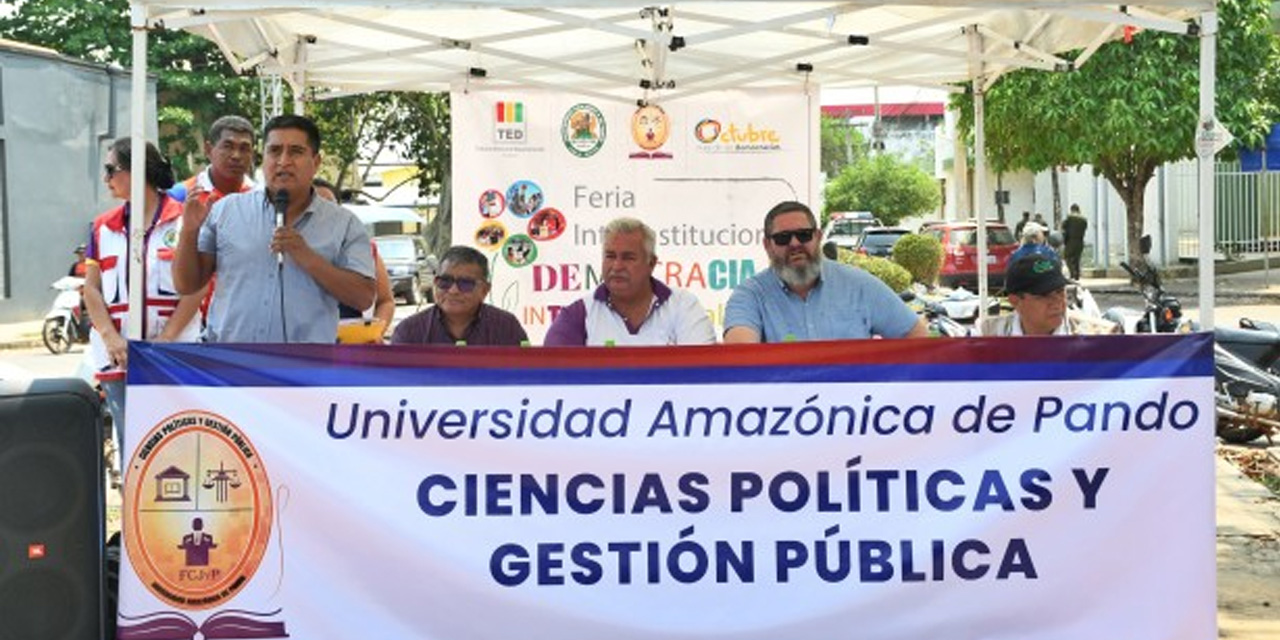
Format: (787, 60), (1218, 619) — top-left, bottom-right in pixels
(764, 201), (816, 235)
(208, 115), (254, 145)
(263, 114), (321, 154)
(109, 137), (176, 190)
(440, 245), (491, 281)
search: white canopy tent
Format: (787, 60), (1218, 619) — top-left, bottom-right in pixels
(123, 0), (1222, 334)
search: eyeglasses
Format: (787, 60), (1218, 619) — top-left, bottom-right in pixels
(434, 275), (480, 293)
(103, 163), (124, 178)
(769, 228), (816, 246)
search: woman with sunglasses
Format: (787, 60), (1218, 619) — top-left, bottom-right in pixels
(83, 138), (207, 443)
(390, 245), (527, 346)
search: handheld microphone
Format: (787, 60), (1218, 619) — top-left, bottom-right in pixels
(272, 189), (289, 265)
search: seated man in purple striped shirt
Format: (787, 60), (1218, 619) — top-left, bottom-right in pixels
(543, 217), (715, 346)
(390, 245), (528, 346)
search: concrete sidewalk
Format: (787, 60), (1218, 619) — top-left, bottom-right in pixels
(0, 318), (45, 351)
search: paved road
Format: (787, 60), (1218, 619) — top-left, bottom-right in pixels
(0, 345), (87, 379)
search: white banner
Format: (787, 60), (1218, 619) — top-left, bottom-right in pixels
(117, 337), (1216, 639)
(450, 89), (817, 342)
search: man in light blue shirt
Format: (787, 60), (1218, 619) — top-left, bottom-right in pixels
(723, 201), (927, 343)
(174, 115), (375, 343)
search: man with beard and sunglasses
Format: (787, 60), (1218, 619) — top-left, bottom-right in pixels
(390, 245), (528, 346)
(723, 201), (928, 343)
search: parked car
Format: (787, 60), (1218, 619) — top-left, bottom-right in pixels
(920, 221), (1018, 290)
(346, 203), (424, 237)
(822, 211), (881, 250)
(853, 227), (912, 258)
(373, 234), (436, 305)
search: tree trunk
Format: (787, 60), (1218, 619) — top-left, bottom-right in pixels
(1050, 169), (1061, 229)
(425, 162), (452, 256)
(1102, 157), (1157, 271)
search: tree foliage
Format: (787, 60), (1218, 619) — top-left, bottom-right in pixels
(0, 0), (258, 177)
(820, 116), (867, 177)
(952, 0), (1278, 263)
(824, 154), (941, 226)
(308, 91), (451, 252)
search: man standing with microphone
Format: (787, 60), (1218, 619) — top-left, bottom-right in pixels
(174, 114), (375, 343)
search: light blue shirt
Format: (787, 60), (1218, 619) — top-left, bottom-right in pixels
(198, 189), (374, 343)
(724, 260), (920, 342)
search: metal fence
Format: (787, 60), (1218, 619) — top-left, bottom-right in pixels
(1043, 160), (1280, 271)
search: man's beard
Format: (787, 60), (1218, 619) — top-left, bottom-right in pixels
(771, 249), (822, 289)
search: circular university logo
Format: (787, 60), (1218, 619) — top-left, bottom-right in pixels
(124, 410), (273, 610)
(694, 118), (722, 144)
(561, 104), (607, 157)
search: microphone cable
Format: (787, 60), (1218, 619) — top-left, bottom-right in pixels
(272, 190), (291, 343)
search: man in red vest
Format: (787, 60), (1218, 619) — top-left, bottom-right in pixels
(170, 115), (255, 204)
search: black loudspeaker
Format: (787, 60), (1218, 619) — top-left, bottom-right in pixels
(0, 378), (104, 640)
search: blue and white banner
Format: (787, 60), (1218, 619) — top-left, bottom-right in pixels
(118, 335), (1215, 640)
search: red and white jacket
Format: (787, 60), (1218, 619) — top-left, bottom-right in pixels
(85, 194), (200, 371)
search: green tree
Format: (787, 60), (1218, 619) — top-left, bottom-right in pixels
(824, 154), (941, 226)
(308, 91), (452, 252)
(0, 0), (257, 177)
(820, 115), (866, 177)
(952, 0), (1278, 264)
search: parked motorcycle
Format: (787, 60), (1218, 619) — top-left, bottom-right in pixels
(1215, 317), (1280, 375)
(42, 276), (89, 354)
(1215, 342), (1280, 444)
(1101, 236), (1194, 334)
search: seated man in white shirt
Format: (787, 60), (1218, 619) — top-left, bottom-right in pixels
(543, 217), (715, 346)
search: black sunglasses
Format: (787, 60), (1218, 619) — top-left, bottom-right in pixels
(434, 275), (480, 293)
(104, 163), (124, 178)
(769, 228), (816, 246)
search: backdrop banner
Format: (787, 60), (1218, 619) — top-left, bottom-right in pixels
(117, 334), (1215, 640)
(450, 88), (817, 342)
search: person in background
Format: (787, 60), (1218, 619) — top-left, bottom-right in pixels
(83, 138), (206, 444)
(544, 217), (715, 346)
(68, 244), (87, 277)
(173, 114), (375, 343)
(1061, 203), (1089, 280)
(980, 254), (1117, 336)
(1008, 222), (1058, 267)
(1014, 211), (1032, 239)
(723, 201), (927, 343)
(169, 115), (255, 203)
(390, 245), (527, 345)
(313, 178), (396, 342)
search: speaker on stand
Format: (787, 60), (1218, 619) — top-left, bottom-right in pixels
(0, 378), (105, 640)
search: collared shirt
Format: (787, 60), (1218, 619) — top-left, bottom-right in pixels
(978, 310), (1118, 336)
(723, 260), (920, 342)
(543, 278), (715, 346)
(198, 190), (374, 343)
(390, 304), (529, 346)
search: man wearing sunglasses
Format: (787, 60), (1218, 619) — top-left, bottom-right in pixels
(390, 245), (527, 345)
(544, 217), (715, 346)
(723, 201), (928, 343)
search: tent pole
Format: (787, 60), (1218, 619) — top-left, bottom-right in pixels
(1198, 10), (1217, 330)
(127, 4), (149, 341)
(969, 25), (990, 322)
